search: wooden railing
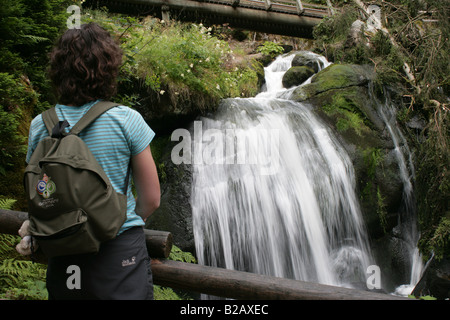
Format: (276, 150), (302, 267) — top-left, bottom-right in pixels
(0, 209), (409, 300)
(195, 0), (332, 17)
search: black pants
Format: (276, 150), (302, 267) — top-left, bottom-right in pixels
(46, 227), (153, 300)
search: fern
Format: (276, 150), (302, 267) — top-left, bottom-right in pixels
(1, 280), (48, 300)
(0, 258), (48, 300)
(0, 234), (20, 257)
(20, 34), (50, 44)
(168, 245), (197, 264)
(0, 198), (16, 210)
(152, 245), (197, 300)
(0, 259), (46, 285)
(0, 195), (48, 300)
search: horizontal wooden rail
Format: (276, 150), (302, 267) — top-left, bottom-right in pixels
(151, 259), (410, 300)
(0, 209), (172, 260)
(1, 209), (409, 300)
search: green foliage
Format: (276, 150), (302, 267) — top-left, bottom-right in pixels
(0, 198), (17, 211)
(0, 0), (71, 206)
(82, 10), (261, 113)
(152, 245), (197, 300)
(313, 6), (359, 54)
(0, 231), (48, 300)
(257, 41), (285, 58)
(322, 91), (370, 136)
(0, 73), (33, 177)
(153, 285), (182, 300)
(0, 196), (48, 300)
(0, 257), (48, 300)
(0, 0), (70, 99)
(169, 245), (197, 264)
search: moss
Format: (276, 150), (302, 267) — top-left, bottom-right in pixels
(311, 64), (373, 90)
(377, 187), (388, 233)
(282, 66), (315, 88)
(150, 135), (171, 184)
(320, 88), (371, 136)
(359, 147), (390, 235)
(291, 64), (374, 102)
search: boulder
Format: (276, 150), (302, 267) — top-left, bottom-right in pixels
(282, 66), (315, 88)
(290, 63), (375, 102)
(292, 51), (324, 73)
(413, 257), (450, 300)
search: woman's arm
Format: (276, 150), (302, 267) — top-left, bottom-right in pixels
(131, 145), (160, 221)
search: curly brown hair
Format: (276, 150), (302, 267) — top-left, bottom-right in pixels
(49, 23), (123, 106)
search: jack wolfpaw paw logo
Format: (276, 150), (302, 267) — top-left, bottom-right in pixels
(36, 173), (56, 199)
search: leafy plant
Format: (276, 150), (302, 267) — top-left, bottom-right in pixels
(0, 258), (48, 300)
(257, 41), (285, 58)
(81, 9), (261, 115)
(0, 198), (16, 210)
(169, 245), (197, 264)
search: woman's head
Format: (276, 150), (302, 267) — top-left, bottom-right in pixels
(49, 23), (123, 106)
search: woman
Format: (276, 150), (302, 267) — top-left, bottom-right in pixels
(25, 23), (160, 299)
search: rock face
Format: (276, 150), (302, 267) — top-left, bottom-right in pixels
(145, 140), (195, 253)
(290, 63), (404, 239)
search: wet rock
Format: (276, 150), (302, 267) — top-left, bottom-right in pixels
(292, 51), (324, 73)
(290, 63), (375, 102)
(282, 66), (315, 88)
(145, 140), (195, 254)
(413, 257), (450, 300)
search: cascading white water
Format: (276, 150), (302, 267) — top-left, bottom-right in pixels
(374, 90), (424, 296)
(191, 52), (374, 289)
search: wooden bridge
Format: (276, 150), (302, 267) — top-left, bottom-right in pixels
(84, 0), (333, 38)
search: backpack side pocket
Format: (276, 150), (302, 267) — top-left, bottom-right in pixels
(29, 208), (100, 258)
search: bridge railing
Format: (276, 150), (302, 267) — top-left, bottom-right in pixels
(198, 0), (331, 17)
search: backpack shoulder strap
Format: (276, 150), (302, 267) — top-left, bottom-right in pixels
(70, 101), (121, 135)
(41, 101), (121, 136)
(41, 107), (60, 136)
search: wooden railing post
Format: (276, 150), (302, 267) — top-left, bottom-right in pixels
(296, 0), (305, 15)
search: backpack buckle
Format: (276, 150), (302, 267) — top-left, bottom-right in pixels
(51, 120), (70, 138)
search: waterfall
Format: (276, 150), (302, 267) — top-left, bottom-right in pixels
(191, 52), (375, 290)
(373, 89), (424, 296)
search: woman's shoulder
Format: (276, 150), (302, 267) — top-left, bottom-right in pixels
(102, 103), (143, 120)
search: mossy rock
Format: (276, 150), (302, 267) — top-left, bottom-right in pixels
(304, 85), (402, 239)
(292, 51), (324, 73)
(282, 66), (315, 88)
(290, 63), (375, 102)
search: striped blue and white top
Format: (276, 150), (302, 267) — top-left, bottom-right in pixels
(26, 100), (155, 234)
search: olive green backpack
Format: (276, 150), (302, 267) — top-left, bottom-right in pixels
(24, 101), (128, 258)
